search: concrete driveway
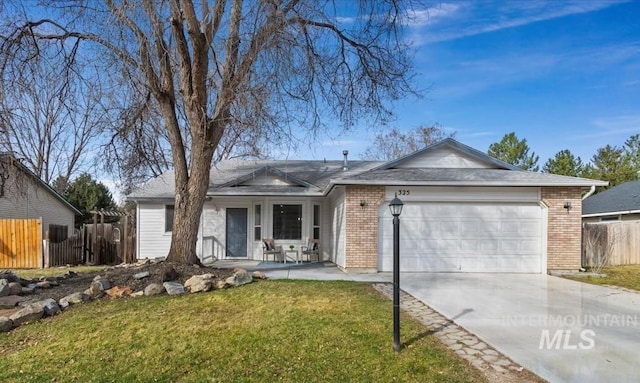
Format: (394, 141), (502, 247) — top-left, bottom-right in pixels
(400, 273), (640, 383)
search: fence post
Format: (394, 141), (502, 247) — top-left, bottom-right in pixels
(123, 215), (129, 264)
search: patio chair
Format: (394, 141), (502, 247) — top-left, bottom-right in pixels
(262, 238), (284, 262)
(301, 239), (320, 262)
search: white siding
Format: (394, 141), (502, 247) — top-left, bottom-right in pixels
(0, 165), (74, 238)
(328, 187), (346, 268)
(396, 147), (495, 169)
(243, 174), (296, 186)
(137, 203), (173, 259)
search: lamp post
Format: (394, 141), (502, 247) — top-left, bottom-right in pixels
(389, 193), (404, 352)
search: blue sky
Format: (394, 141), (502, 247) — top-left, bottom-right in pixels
(302, 0), (640, 166)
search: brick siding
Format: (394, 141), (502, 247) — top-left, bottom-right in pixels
(344, 185), (385, 271)
(542, 187), (583, 271)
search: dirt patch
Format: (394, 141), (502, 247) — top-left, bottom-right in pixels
(16, 262), (236, 304)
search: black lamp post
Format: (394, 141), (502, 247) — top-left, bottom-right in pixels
(389, 193), (404, 352)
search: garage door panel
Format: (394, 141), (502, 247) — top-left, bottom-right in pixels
(379, 201), (544, 273)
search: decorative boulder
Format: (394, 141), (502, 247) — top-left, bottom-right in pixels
(59, 292), (90, 310)
(216, 280), (230, 290)
(0, 271), (19, 283)
(226, 270), (253, 287)
(0, 316), (13, 332)
(163, 282), (185, 296)
(184, 274), (214, 293)
(105, 286), (133, 298)
(20, 286), (35, 295)
(0, 279), (9, 297)
(9, 304), (44, 326)
(31, 298), (61, 317)
(161, 264), (178, 282)
(133, 271), (150, 280)
(0, 295), (29, 309)
(144, 283), (166, 296)
(36, 281), (53, 289)
(8, 282), (22, 296)
(252, 271), (267, 280)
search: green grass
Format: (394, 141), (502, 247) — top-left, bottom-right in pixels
(565, 265), (640, 291)
(9, 266), (110, 280)
(0, 280), (484, 383)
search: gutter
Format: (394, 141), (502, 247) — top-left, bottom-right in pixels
(582, 209), (640, 218)
(582, 185), (596, 200)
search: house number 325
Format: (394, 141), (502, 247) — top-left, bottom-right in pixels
(398, 189), (410, 196)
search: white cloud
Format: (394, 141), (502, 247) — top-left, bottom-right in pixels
(584, 115), (640, 138)
(410, 0), (628, 45)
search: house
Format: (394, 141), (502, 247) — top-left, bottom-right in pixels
(0, 153), (81, 238)
(582, 180), (640, 223)
(128, 139), (607, 273)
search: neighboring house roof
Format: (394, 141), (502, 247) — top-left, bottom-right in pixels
(582, 180), (640, 217)
(127, 139), (607, 201)
(0, 153), (82, 215)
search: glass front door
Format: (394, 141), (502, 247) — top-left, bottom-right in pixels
(226, 208), (248, 257)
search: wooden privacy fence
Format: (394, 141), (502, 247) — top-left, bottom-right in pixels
(583, 221), (640, 267)
(0, 218), (42, 269)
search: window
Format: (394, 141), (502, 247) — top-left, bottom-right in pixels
(273, 204), (302, 240)
(165, 205), (175, 232)
(313, 204), (320, 240)
(254, 204), (262, 240)
(600, 216), (620, 222)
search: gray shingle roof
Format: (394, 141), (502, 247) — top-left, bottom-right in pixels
(127, 139), (607, 201)
(127, 160), (382, 199)
(340, 168), (606, 186)
(582, 180), (640, 216)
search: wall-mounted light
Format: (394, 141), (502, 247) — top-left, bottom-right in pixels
(563, 202), (572, 212)
(360, 200), (367, 209)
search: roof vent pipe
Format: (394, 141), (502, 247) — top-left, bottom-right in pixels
(342, 150), (349, 171)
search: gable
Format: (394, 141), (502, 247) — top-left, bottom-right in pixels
(374, 138), (519, 171)
(216, 165), (316, 189)
(394, 146), (499, 169)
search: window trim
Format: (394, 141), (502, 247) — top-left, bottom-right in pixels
(254, 203), (262, 241)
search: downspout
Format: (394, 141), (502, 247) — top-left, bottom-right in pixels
(582, 185), (596, 200)
(580, 185), (596, 272)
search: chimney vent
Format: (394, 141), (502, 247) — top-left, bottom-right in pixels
(342, 150), (349, 171)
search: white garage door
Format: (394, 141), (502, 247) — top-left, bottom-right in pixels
(379, 202), (544, 273)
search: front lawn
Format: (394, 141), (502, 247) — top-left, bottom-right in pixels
(0, 280), (484, 382)
(564, 265), (640, 291)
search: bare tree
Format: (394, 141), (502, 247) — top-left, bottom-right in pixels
(361, 124), (454, 161)
(2, 0), (417, 264)
(0, 5), (107, 184)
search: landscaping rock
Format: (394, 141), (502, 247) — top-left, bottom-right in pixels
(184, 274), (214, 293)
(36, 281), (53, 289)
(8, 282), (22, 296)
(161, 264), (178, 282)
(0, 316), (12, 332)
(105, 286), (133, 298)
(0, 295), (29, 309)
(252, 271), (267, 280)
(163, 282), (185, 296)
(216, 280), (231, 289)
(144, 283), (165, 296)
(31, 298), (61, 316)
(20, 286), (35, 295)
(133, 271), (150, 280)
(9, 304), (44, 326)
(59, 292), (89, 309)
(87, 283), (104, 299)
(0, 279), (9, 297)
(226, 269), (253, 287)
(130, 291), (145, 297)
(62, 270), (77, 278)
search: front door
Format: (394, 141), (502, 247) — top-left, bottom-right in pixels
(226, 208), (248, 258)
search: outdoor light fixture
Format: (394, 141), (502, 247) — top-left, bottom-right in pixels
(564, 202), (572, 211)
(388, 193), (404, 352)
(360, 200), (367, 209)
